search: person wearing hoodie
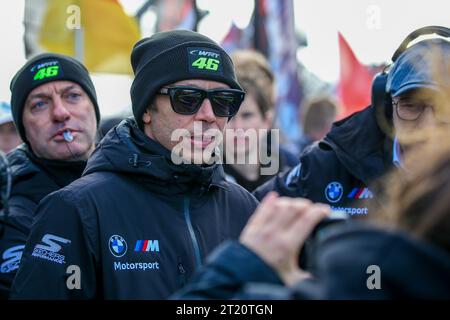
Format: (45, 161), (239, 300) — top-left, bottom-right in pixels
(172, 133), (450, 300)
(253, 29), (450, 220)
(10, 30), (258, 299)
(0, 53), (100, 299)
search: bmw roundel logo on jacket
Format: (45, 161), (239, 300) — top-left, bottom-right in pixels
(108, 235), (127, 258)
(323, 181), (374, 216)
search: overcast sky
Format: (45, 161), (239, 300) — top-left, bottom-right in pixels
(1, 0), (449, 117)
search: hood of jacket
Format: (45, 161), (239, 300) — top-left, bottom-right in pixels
(6, 144), (85, 205)
(7, 145), (40, 182)
(83, 118), (228, 196)
(321, 105), (393, 186)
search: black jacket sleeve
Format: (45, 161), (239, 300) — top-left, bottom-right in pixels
(9, 191), (98, 299)
(0, 196), (37, 299)
(171, 241), (284, 300)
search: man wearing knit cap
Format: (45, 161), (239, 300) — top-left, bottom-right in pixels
(0, 53), (99, 298)
(11, 30), (258, 299)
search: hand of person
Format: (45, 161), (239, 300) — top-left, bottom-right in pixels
(240, 192), (330, 286)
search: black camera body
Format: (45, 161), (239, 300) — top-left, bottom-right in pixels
(299, 211), (349, 272)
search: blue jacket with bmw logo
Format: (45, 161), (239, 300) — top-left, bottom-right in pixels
(10, 118), (258, 299)
(253, 105), (394, 217)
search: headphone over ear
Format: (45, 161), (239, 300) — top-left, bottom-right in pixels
(372, 26), (450, 122)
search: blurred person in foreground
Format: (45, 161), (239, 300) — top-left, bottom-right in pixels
(173, 128), (450, 299)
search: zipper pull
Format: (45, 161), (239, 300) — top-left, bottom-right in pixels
(128, 154), (151, 167)
(178, 262), (186, 286)
(129, 154), (139, 167)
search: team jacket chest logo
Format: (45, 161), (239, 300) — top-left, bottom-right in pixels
(325, 181), (344, 203)
(32, 234), (71, 264)
(109, 235), (127, 258)
(110, 239), (161, 272)
(347, 187), (374, 199)
(135, 240), (160, 252)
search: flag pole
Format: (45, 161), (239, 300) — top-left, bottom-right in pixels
(75, 27), (84, 63)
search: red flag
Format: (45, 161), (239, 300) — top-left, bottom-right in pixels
(337, 32), (373, 119)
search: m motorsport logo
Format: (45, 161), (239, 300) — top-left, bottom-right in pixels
(108, 235), (160, 271)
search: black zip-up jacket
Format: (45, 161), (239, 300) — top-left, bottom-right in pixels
(253, 105), (394, 217)
(0, 145), (85, 299)
(10, 119), (258, 299)
(172, 223), (450, 299)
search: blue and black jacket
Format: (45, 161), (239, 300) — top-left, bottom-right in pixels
(10, 118), (258, 299)
(254, 105), (394, 217)
(0, 145), (85, 299)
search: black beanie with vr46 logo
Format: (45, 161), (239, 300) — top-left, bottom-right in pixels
(10, 53), (100, 143)
(130, 29), (242, 128)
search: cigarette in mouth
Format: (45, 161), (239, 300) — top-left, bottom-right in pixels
(63, 129), (74, 142)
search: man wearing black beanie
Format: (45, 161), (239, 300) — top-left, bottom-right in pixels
(11, 30), (258, 300)
(0, 53), (99, 298)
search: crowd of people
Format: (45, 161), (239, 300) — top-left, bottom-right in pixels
(0, 25), (449, 300)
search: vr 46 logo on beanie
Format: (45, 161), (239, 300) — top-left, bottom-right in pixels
(30, 60), (63, 81)
(188, 47), (223, 75)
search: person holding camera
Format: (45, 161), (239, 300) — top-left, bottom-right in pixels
(173, 131), (450, 299)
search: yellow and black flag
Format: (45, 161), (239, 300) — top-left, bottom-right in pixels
(24, 0), (140, 74)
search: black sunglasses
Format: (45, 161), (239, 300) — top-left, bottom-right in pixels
(158, 86), (245, 117)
